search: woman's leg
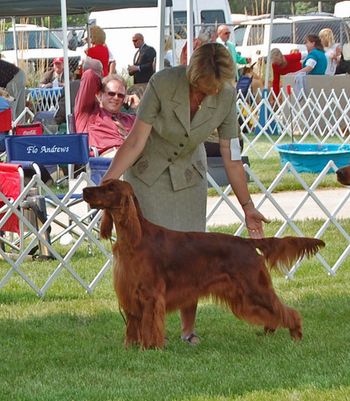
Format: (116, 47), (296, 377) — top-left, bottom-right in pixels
(180, 303), (200, 344)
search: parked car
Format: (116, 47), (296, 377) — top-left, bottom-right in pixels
(233, 14), (350, 64)
(0, 24), (80, 74)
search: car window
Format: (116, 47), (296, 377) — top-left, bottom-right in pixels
(233, 26), (246, 46)
(294, 19), (350, 44)
(247, 24), (264, 46)
(173, 10), (194, 39)
(3, 30), (63, 51)
(271, 23), (292, 43)
(200, 10), (225, 25)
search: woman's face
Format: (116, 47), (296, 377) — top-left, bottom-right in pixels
(305, 39), (315, 52)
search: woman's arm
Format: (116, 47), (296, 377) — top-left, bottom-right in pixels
(102, 118), (152, 181)
(220, 138), (269, 238)
(297, 65), (313, 74)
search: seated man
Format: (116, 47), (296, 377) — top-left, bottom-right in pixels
(74, 68), (139, 156)
(40, 57), (72, 88)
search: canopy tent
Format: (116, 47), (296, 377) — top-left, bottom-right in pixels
(0, 0), (172, 17)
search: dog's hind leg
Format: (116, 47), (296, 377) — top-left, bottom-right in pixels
(224, 279), (302, 340)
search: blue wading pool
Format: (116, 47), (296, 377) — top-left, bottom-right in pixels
(276, 143), (350, 173)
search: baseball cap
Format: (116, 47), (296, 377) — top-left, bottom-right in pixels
(53, 57), (64, 64)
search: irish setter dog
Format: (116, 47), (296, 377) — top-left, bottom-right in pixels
(336, 165), (350, 185)
(83, 179), (325, 350)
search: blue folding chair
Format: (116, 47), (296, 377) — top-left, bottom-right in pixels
(2, 133), (112, 294)
(5, 133), (89, 169)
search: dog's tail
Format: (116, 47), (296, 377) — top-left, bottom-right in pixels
(252, 237), (325, 272)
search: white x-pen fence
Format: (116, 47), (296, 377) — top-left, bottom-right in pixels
(238, 86), (350, 160)
(1, 87), (350, 296)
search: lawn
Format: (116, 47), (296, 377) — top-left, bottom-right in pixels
(1, 221), (349, 401)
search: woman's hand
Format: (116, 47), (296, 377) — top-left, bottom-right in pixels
(243, 202), (270, 239)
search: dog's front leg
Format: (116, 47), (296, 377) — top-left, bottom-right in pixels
(138, 283), (166, 349)
(124, 312), (141, 348)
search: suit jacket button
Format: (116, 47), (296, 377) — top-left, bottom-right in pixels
(179, 143), (184, 147)
(174, 152), (178, 156)
(184, 133), (189, 137)
(168, 158), (172, 162)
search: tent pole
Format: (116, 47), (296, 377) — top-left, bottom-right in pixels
(60, 0), (73, 183)
(156, 0), (166, 72)
(186, 0), (194, 64)
(60, 0), (71, 128)
(170, 6), (176, 66)
(264, 0), (275, 90)
(11, 17), (19, 67)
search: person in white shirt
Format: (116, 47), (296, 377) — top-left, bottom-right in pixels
(319, 28), (341, 75)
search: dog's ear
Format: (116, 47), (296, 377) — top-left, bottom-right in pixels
(100, 210), (113, 239)
(121, 195), (142, 247)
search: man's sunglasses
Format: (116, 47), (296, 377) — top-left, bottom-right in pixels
(105, 91), (126, 100)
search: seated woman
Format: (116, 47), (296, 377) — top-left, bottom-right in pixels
(298, 34), (327, 75)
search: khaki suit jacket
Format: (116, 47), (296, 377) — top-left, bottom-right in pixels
(131, 65), (238, 191)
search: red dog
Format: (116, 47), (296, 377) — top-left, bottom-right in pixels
(336, 165), (350, 185)
(83, 179), (325, 349)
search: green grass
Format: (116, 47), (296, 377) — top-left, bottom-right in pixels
(1, 220), (349, 401)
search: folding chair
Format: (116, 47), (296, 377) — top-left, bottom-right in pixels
(1, 134), (112, 295)
(0, 163), (23, 251)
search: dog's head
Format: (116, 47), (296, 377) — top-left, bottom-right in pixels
(336, 165), (350, 186)
(83, 179), (142, 244)
(83, 179), (134, 209)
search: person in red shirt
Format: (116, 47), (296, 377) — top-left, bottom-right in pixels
(74, 69), (138, 156)
(271, 48), (302, 95)
(86, 25), (110, 77)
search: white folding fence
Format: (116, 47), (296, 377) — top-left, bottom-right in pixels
(26, 87), (64, 114)
(238, 87), (350, 160)
(1, 87), (350, 296)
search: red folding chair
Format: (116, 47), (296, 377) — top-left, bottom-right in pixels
(0, 108), (12, 132)
(0, 162), (23, 235)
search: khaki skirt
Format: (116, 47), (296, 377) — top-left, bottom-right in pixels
(124, 167), (207, 232)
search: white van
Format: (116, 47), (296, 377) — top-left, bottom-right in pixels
(234, 14), (350, 64)
(89, 0), (232, 73)
(0, 24), (80, 73)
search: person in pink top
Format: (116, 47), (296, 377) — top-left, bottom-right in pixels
(86, 25), (110, 77)
(74, 68), (138, 156)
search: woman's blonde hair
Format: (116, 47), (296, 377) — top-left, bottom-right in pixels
(90, 25), (106, 45)
(319, 28), (335, 48)
(186, 43), (234, 90)
(270, 48), (283, 63)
